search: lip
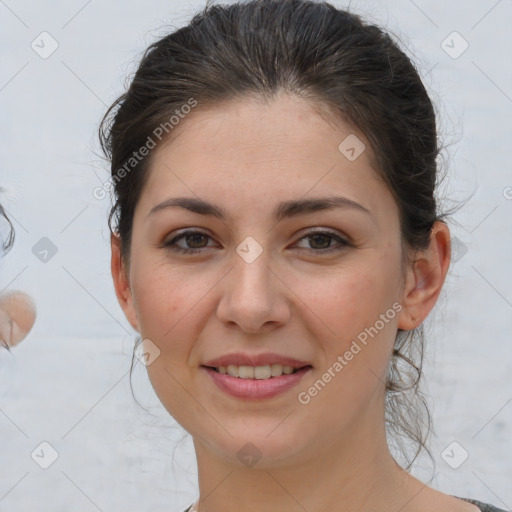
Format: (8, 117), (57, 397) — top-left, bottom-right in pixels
(202, 366), (312, 399)
(202, 352), (311, 369)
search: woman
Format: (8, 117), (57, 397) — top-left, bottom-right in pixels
(100, 1), (507, 511)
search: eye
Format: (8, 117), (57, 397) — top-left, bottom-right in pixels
(294, 230), (349, 253)
(163, 229), (350, 255)
(164, 230), (217, 254)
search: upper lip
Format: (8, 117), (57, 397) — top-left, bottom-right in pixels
(202, 353), (311, 369)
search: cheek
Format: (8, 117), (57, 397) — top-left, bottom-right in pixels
(292, 274), (399, 428)
(129, 262), (207, 421)
(297, 263), (398, 343)
(130, 259), (202, 340)
(128, 259), (224, 388)
(294, 254), (401, 391)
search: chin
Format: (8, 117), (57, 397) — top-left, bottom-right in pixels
(190, 419), (317, 470)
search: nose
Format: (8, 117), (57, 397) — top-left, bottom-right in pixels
(215, 248), (291, 334)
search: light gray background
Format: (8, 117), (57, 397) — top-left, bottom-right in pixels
(0, 0), (511, 511)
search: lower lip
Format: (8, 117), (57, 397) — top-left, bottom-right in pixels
(202, 366), (312, 399)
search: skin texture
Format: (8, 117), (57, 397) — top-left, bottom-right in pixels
(0, 291), (36, 347)
(111, 93), (476, 512)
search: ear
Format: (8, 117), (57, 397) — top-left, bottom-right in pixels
(397, 221), (451, 330)
(111, 233), (140, 332)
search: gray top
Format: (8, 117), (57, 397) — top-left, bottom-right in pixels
(455, 496), (509, 512)
(183, 497), (509, 512)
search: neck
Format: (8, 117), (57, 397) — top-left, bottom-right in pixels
(191, 396), (426, 512)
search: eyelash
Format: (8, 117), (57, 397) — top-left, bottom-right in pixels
(163, 229), (350, 255)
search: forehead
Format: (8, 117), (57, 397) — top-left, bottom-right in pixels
(156, 93), (376, 167)
(138, 93), (393, 220)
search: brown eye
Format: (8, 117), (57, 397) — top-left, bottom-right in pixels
(308, 233), (332, 250)
(164, 230), (216, 254)
(184, 233), (209, 249)
(294, 230), (349, 253)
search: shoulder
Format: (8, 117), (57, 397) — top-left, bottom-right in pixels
(454, 496), (510, 512)
(179, 497), (509, 512)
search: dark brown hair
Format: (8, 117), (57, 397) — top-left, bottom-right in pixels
(0, 193), (14, 255)
(99, 0), (455, 470)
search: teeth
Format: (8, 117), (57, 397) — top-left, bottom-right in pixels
(227, 365), (239, 377)
(217, 364), (297, 379)
(271, 364), (282, 377)
(254, 365), (272, 379)
(239, 366), (254, 379)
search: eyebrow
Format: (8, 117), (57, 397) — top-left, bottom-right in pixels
(148, 196), (371, 222)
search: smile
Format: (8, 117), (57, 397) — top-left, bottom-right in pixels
(202, 364), (312, 399)
(210, 364), (301, 379)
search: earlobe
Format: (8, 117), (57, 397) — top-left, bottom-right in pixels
(397, 221), (451, 331)
(110, 234), (140, 332)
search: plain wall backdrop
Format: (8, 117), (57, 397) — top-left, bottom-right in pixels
(1, 0), (511, 511)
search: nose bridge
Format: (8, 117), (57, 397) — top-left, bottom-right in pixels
(216, 238), (289, 331)
(232, 239), (274, 304)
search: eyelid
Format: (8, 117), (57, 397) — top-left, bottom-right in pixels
(292, 228), (350, 251)
(164, 228), (217, 249)
(297, 226), (349, 241)
(163, 227), (350, 254)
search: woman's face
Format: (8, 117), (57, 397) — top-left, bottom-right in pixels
(114, 93), (417, 467)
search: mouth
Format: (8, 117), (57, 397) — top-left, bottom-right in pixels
(204, 364), (309, 380)
(201, 359), (312, 399)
